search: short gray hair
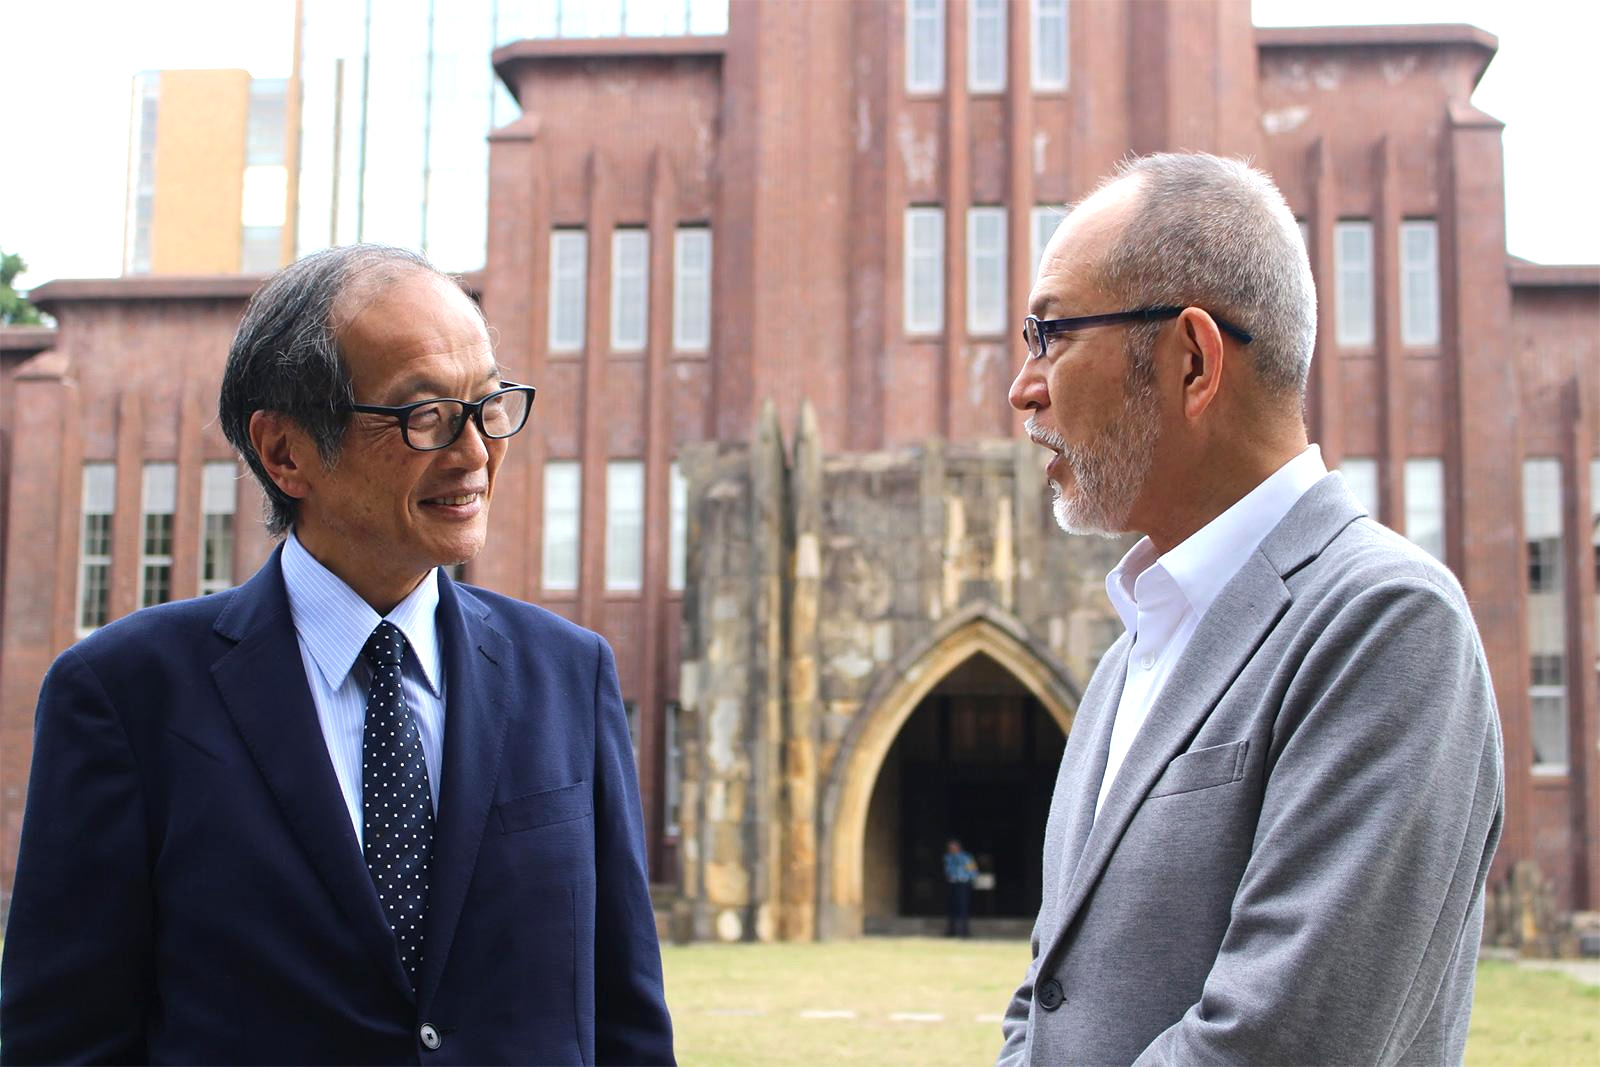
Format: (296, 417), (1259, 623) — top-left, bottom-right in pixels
(1094, 152), (1316, 398)
(218, 244), (443, 536)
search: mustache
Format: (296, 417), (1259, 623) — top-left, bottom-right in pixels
(1024, 416), (1067, 453)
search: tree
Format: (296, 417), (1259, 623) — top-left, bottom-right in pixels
(1, 248), (44, 326)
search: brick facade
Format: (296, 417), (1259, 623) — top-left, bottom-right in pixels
(1, 1), (1595, 937)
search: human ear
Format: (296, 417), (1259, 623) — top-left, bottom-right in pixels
(247, 410), (315, 502)
(1176, 307), (1226, 421)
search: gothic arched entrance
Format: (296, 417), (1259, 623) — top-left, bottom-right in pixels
(861, 654), (1065, 931)
(818, 610), (1077, 938)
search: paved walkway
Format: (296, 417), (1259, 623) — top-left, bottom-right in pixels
(1515, 958), (1600, 988)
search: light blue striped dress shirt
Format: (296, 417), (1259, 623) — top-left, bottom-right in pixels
(280, 530), (447, 847)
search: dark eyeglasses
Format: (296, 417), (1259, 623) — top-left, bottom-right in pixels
(345, 383), (536, 452)
(1022, 307), (1253, 361)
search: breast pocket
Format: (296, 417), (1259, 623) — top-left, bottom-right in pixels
(1147, 739), (1249, 800)
(495, 780), (592, 834)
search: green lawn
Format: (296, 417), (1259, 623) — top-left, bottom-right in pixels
(1467, 960), (1600, 1067)
(662, 939), (1599, 1066)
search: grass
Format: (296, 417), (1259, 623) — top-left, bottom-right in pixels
(1467, 959), (1600, 1067)
(661, 938), (1599, 1066)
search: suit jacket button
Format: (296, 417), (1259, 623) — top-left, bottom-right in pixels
(1038, 978), (1064, 1011)
(419, 1023), (442, 1050)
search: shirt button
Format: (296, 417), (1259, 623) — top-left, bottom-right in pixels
(419, 1023), (441, 1051)
(1140, 654), (1155, 670)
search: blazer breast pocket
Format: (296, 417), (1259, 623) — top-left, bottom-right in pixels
(1147, 739), (1249, 800)
(495, 780), (592, 834)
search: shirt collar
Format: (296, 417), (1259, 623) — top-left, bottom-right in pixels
(280, 529), (443, 697)
(1105, 445), (1328, 633)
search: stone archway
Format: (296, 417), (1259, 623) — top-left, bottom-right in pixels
(818, 606), (1079, 938)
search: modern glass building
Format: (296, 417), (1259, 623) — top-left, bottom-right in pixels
(294, 0), (730, 272)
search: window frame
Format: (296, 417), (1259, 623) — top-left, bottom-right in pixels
(1399, 219), (1440, 347)
(604, 460), (645, 592)
(905, 0), (946, 94)
(968, 0), (1006, 94)
(1031, 0), (1069, 92)
(542, 460), (582, 591)
(549, 229), (588, 353)
(966, 206), (1007, 335)
(610, 228), (649, 353)
(904, 206), (946, 335)
(1334, 219), (1375, 347)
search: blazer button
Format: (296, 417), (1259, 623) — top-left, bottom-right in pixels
(419, 1023), (442, 1051)
(1038, 978), (1065, 1011)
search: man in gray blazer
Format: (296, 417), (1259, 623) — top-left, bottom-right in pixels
(999, 152), (1503, 1065)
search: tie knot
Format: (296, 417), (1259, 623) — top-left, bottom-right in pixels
(361, 620), (407, 670)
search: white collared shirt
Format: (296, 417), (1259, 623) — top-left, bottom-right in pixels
(280, 530), (447, 845)
(1094, 445), (1328, 818)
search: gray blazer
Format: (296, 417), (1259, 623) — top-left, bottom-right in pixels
(999, 475), (1503, 1066)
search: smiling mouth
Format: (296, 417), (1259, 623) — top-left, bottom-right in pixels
(421, 492), (483, 507)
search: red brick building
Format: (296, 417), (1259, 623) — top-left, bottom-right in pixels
(2, 2), (1595, 938)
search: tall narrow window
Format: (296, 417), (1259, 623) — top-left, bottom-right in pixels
(611, 228), (649, 351)
(200, 461), (237, 595)
(904, 207), (945, 334)
(605, 461), (644, 591)
(1592, 458), (1599, 642)
(674, 227), (712, 351)
(1031, 206), (1061, 277)
(967, 207), (1007, 334)
(1403, 458), (1445, 561)
(549, 230), (587, 352)
(668, 461), (688, 591)
(1032, 0), (1069, 91)
(1334, 220), (1374, 347)
(542, 460), (581, 591)
(140, 462), (176, 609)
(78, 463), (116, 633)
(664, 701), (682, 836)
(1524, 457), (1567, 774)
(968, 0), (1006, 93)
(1339, 457), (1379, 521)
(906, 0), (945, 93)
(1399, 219), (1440, 346)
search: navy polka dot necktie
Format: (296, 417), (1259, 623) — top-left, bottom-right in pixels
(360, 620), (433, 987)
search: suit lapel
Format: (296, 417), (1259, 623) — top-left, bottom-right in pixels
(210, 550), (413, 1000)
(1062, 555), (1291, 924)
(1039, 475), (1362, 962)
(417, 576), (513, 1009)
(1050, 637), (1128, 906)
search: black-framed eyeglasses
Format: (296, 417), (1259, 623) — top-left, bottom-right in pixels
(345, 383), (536, 452)
(1021, 307), (1253, 361)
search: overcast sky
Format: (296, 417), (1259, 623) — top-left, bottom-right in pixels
(1, 0), (1595, 290)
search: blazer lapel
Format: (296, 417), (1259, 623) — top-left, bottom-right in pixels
(417, 575), (513, 1008)
(1050, 637), (1129, 906)
(1040, 474), (1364, 961)
(210, 550), (414, 1001)
(1064, 553), (1291, 920)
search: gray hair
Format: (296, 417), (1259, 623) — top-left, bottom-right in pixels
(218, 244), (443, 536)
(1094, 152), (1316, 399)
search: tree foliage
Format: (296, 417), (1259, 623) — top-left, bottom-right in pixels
(1, 248), (44, 326)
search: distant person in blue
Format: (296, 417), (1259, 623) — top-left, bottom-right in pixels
(944, 839), (978, 938)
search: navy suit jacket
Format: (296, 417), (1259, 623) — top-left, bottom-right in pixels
(1, 550), (674, 1065)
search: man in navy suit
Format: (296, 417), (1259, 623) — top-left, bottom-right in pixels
(0, 245), (675, 1064)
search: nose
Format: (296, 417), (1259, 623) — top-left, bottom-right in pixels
(443, 414), (491, 467)
(1009, 358), (1047, 412)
